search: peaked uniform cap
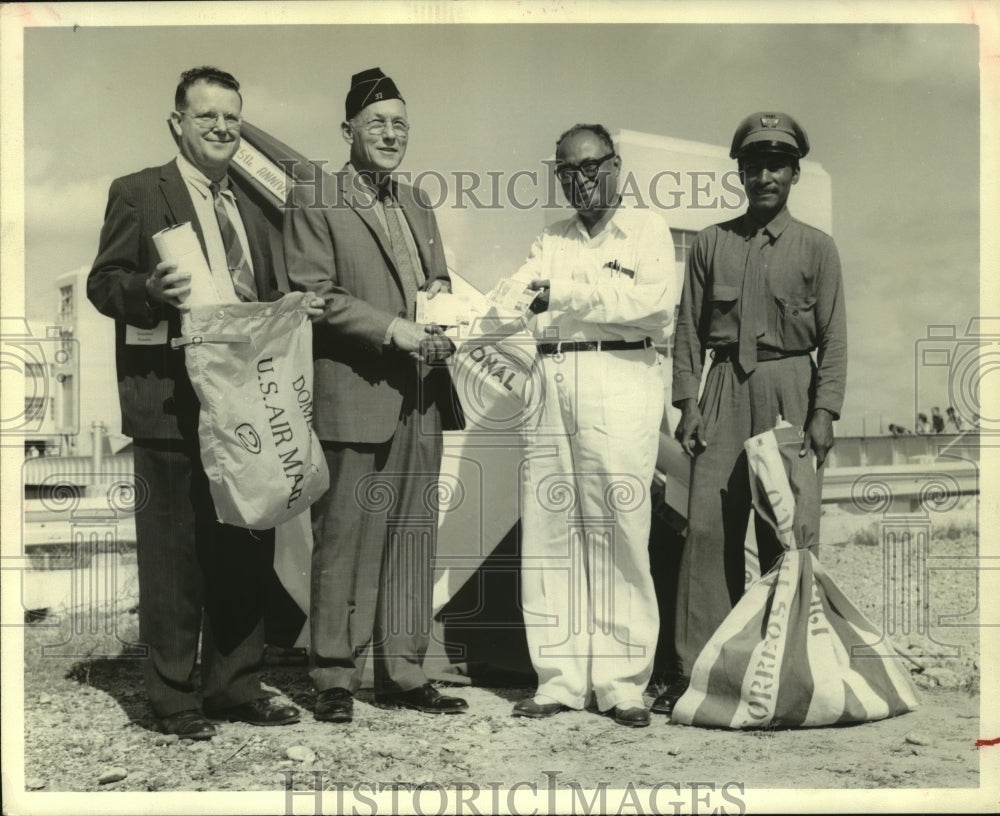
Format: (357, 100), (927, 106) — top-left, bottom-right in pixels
(730, 111), (809, 159)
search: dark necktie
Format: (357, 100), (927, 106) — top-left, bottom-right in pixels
(209, 181), (257, 303)
(738, 228), (771, 375)
(379, 186), (424, 319)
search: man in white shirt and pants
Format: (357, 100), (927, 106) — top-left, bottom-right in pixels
(508, 124), (676, 727)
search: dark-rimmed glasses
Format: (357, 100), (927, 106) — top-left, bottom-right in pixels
(554, 152), (617, 183)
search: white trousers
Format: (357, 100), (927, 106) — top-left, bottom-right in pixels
(520, 346), (663, 711)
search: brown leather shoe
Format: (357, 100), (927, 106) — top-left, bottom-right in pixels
(217, 698), (300, 726)
(512, 697), (565, 718)
(614, 706), (651, 728)
(159, 709), (217, 741)
(315, 687), (354, 723)
(375, 684), (468, 714)
(651, 676), (689, 716)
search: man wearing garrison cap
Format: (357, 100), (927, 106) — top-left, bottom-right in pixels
(283, 67), (466, 722)
(655, 112), (847, 717)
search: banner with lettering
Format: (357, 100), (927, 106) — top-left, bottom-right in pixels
(672, 425), (919, 728)
(173, 292), (329, 529)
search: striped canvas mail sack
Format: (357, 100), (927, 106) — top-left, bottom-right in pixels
(672, 424), (919, 728)
(172, 292), (329, 530)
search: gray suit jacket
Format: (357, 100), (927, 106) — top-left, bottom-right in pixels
(283, 165), (454, 444)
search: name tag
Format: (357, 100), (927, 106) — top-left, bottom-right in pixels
(126, 321), (168, 345)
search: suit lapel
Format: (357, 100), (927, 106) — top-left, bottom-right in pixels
(338, 167), (416, 304)
(158, 160), (209, 261)
(338, 167), (393, 260)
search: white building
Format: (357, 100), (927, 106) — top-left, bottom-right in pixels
(6, 317), (67, 456)
(50, 265), (123, 458)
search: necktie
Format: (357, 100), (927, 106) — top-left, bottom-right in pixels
(737, 228), (770, 375)
(209, 181), (257, 303)
(379, 187), (425, 319)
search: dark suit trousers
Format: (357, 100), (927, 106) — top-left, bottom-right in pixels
(133, 440), (274, 717)
(309, 399), (443, 695)
(674, 355), (823, 677)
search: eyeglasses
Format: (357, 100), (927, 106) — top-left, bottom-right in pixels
(360, 117), (410, 136)
(178, 110), (243, 131)
(554, 152), (617, 182)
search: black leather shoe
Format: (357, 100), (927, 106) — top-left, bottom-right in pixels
(375, 684), (468, 714)
(159, 709), (217, 741)
(512, 698), (565, 719)
(614, 706), (651, 728)
(218, 698), (300, 726)
(315, 687), (354, 723)
(651, 676), (689, 716)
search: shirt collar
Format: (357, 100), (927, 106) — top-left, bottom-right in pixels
(572, 198), (634, 239)
(346, 162), (395, 202)
(176, 154), (231, 198)
(743, 206), (792, 242)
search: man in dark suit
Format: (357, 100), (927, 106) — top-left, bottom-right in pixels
(88, 66), (313, 739)
(283, 67), (467, 723)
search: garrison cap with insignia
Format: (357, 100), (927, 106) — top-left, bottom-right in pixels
(345, 67), (404, 121)
(729, 111), (810, 159)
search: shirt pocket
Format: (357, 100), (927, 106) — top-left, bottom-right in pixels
(706, 283), (740, 344)
(773, 294), (816, 350)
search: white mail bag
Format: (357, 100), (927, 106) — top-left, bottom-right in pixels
(173, 292), (329, 529)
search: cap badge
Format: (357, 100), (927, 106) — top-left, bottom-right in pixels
(760, 114), (781, 128)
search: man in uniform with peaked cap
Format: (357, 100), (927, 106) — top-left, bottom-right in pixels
(283, 67), (466, 723)
(656, 111), (847, 716)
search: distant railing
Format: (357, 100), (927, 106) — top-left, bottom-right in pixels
(824, 431), (979, 469)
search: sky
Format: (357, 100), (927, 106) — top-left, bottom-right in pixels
(5, 2), (995, 437)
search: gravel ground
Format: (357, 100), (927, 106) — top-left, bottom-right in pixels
(13, 508), (988, 806)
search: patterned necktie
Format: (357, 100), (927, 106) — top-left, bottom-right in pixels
(737, 228), (771, 375)
(379, 186), (424, 319)
(209, 181), (257, 302)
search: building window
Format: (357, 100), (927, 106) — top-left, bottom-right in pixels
(670, 229), (697, 264)
(25, 397), (46, 422)
(59, 285), (74, 322)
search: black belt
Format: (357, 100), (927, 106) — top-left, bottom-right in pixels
(710, 344), (811, 363)
(537, 337), (652, 356)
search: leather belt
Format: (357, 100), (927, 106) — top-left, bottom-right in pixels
(710, 344), (811, 363)
(537, 337), (652, 356)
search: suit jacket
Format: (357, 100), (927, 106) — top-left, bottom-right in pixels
(88, 159), (279, 440)
(283, 165), (453, 444)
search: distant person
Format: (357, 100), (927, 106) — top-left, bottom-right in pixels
(946, 406), (964, 432)
(88, 66), (317, 740)
(931, 406), (945, 434)
(663, 111), (847, 718)
(915, 413), (931, 434)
